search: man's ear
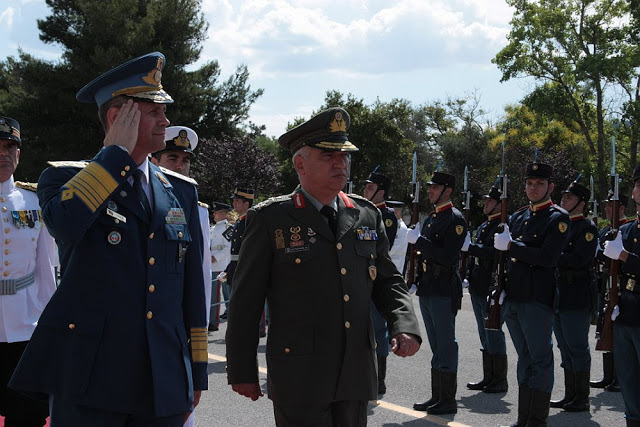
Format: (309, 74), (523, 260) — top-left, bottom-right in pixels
(548, 182), (555, 194)
(106, 106), (121, 128)
(150, 156), (159, 166)
(293, 155), (305, 175)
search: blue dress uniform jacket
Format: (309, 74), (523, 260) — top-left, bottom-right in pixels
(9, 146), (208, 417)
(506, 202), (570, 307)
(556, 215), (597, 310)
(414, 202), (467, 300)
(377, 203), (398, 249)
(225, 189), (421, 405)
(467, 213), (502, 298)
(616, 218), (640, 326)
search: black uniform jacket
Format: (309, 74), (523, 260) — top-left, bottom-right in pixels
(505, 200), (570, 307)
(616, 217), (640, 326)
(376, 202), (398, 248)
(556, 215), (597, 310)
(225, 214), (246, 286)
(9, 146), (208, 417)
(467, 212), (503, 298)
(225, 188), (421, 405)
(414, 201), (467, 298)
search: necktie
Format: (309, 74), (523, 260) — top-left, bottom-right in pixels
(132, 169), (152, 217)
(320, 206), (337, 236)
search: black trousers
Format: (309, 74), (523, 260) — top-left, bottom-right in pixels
(273, 400), (368, 427)
(0, 341), (49, 427)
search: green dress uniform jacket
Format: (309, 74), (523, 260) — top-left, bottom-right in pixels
(225, 188), (421, 405)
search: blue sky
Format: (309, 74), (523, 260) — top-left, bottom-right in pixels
(1, 0), (535, 137)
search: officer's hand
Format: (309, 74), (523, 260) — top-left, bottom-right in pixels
(407, 223), (421, 245)
(603, 232), (624, 260)
(461, 232), (471, 252)
(493, 224), (512, 251)
(183, 390), (202, 423)
(611, 304), (620, 321)
(103, 99), (140, 154)
(391, 333), (420, 357)
(462, 279), (470, 289)
(216, 271), (227, 282)
(232, 383), (264, 401)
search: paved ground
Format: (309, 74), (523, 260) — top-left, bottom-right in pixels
(195, 290), (627, 426)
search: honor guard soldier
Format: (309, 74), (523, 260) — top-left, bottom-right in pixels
(0, 117), (56, 427)
(226, 107), (421, 426)
(209, 202), (232, 331)
(150, 125), (212, 427)
(386, 200), (409, 274)
(493, 161), (570, 427)
(550, 177), (597, 412)
(407, 170), (468, 415)
(593, 192), (629, 392)
(602, 166), (640, 426)
(463, 180), (509, 394)
(363, 169), (398, 394)
(10, 52), (208, 426)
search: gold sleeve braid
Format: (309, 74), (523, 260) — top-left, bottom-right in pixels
(190, 327), (208, 362)
(62, 163), (119, 213)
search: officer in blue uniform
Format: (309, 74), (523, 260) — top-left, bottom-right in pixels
(363, 170), (398, 395)
(408, 171), (467, 415)
(493, 161), (569, 426)
(9, 52), (208, 426)
(463, 180), (509, 394)
(592, 192), (629, 392)
(602, 165), (640, 426)
(550, 178), (597, 412)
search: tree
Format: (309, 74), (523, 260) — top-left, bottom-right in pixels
(0, 0), (263, 181)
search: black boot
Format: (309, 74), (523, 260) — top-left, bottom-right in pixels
(550, 368), (575, 408)
(377, 355), (387, 395)
(563, 370), (590, 412)
(484, 353), (508, 393)
(506, 384), (531, 427)
(605, 360), (621, 392)
(413, 369), (440, 411)
(467, 350), (492, 390)
(528, 389), (551, 427)
(627, 418), (640, 426)
(591, 352), (613, 388)
(427, 371), (457, 415)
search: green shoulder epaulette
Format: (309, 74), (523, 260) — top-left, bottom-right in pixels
(158, 167), (198, 186)
(15, 181), (37, 192)
(198, 201), (210, 209)
(348, 193), (376, 208)
(254, 194), (291, 211)
(47, 161), (88, 168)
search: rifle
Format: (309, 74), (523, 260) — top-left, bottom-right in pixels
(460, 165), (471, 279)
(344, 154), (353, 194)
(485, 142), (508, 330)
(407, 152), (421, 286)
(590, 175), (598, 227)
(596, 137), (620, 352)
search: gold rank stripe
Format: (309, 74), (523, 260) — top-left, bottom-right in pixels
(191, 326), (208, 362)
(64, 163), (118, 213)
(314, 141), (358, 150)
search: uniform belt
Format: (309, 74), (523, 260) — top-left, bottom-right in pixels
(624, 277), (640, 294)
(0, 271), (35, 295)
(422, 262), (456, 274)
(211, 245), (225, 251)
(230, 254), (240, 262)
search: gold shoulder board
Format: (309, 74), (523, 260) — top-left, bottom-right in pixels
(15, 181), (37, 192)
(158, 166), (198, 186)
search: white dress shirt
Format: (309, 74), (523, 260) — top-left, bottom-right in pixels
(210, 219), (231, 272)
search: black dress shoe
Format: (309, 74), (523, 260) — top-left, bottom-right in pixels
(413, 400), (436, 411)
(208, 324), (219, 332)
(220, 312), (228, 319)
(259, 330), (267, 338)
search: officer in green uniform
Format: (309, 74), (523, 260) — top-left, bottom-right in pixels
(225, 107), (421, 426)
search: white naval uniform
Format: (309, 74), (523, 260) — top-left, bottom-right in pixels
(210, 219), (231, 273)
(0, 176), (56, 343)
(198, 203), (212, 325)
(389, 218), (409, 274)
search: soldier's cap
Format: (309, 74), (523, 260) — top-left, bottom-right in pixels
(562, 181), (590, 201)
(278, 107), (358, 154)
(603, 190), (629, 206)
(427, 171), (456, 189)
(230, 187), (255, 202)
(0, 117), (20, 146)
(212, 201), (232, 212)
(386, 200), (405, 208)
(153, 126), (198, 157)
(482, 185), (503, 201)
(365, 171), (392, 193)
(76, 52), (173, 107)
(524, 162), (553, 180)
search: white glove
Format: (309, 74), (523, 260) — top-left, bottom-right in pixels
(462, 279), (470, 289)
(499, 289), (506, 305)
(611, 304), (620, 321)
(603, 232), (624, 260)
(494, 224), (512, 251)
(408, 284), (418, 294)
(407, 222), (422, 245)
(216, 271), (227, 282)
(461, 232), (471, 252)
(489, 289), (506, 306)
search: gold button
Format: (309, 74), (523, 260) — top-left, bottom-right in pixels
(114, 219), (120, 224)
(4, 239), (9, 244)
(284, 348), (291, 354)
(178, 231), (183, 238)
(120, 171), (126, 177)
(3, 250), (8, 255)
(295, 258), (301, 264)
(4, 260), (9, 266)
(1, 207), (6, 212)
(0, 197), (5, 202)
(68, 323), (75, 330)
(345, 321), (351, 328)
(534, 234), (537, 238)
(149, 257), (155, 265)
(147, 311), (153, 319)
(340, 268), (347, 275)
(124, 165), (131, 171)
(2, 272), (7, 277)
(148, 284), (155, 292)
(4, 228), (8, 234)
(343, 294), (350, 302)
(525, 221), (528, 225)
(2, 218), (6, 222)
(336, 243), (343, 250)
(149, 233), (154, 239)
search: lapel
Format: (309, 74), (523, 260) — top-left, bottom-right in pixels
(288, 189), (334, 242)
(148, 166), (176, 231)
(335, 192), (358, 242)
(113, 181), (147, 222)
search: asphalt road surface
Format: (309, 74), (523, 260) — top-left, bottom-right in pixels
(195, 290), (627, 426)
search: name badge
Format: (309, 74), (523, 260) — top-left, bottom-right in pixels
(106, 208), (127, 223)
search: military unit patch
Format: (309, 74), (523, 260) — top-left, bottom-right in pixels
(558, 222), (568, 233)
(456, 225), (464, 235)
(385, 218), (393, 227)
(585, 232), (594, 242)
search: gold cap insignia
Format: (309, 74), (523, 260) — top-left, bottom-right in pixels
(329, 112), (347, 133)
(173, 129), (190, 148)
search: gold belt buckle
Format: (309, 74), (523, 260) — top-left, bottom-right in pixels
(627, 278), (636, 292)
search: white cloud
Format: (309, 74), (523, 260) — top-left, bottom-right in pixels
(0, 7), (15, 29)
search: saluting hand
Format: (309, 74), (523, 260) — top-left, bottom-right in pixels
(390, 333), (420, 357)
(232, 383), (264, 401)
(103, 99), (140, 154)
